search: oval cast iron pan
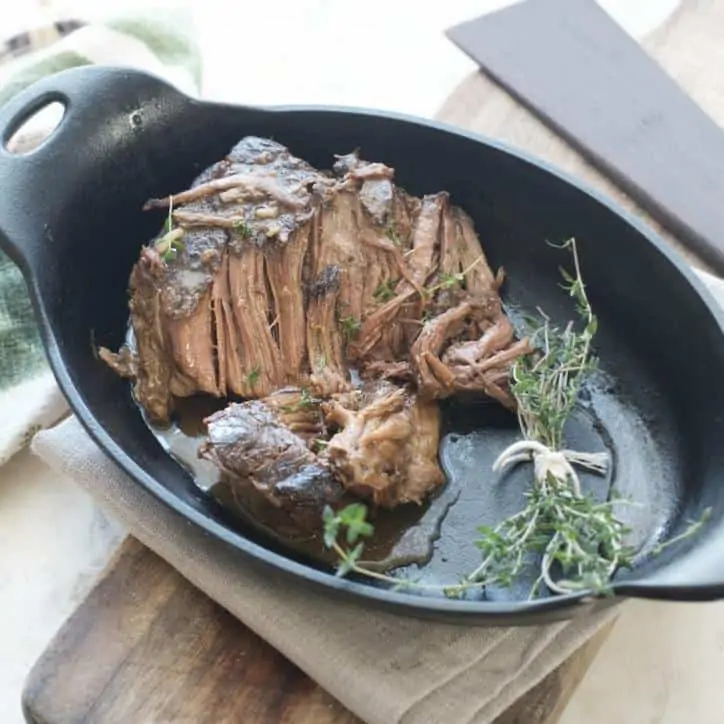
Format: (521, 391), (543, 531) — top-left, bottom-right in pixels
(1, 67), (724, 626)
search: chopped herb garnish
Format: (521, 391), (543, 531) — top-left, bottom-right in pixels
(246, 366), (261, 388)
(373, 279), (397, 303)
(155, 227), (185, 263)
(338, 314), (362, 342)
(440, 272), (464, 289)
(425, 256), (484, 298)
(234, 220), (253, 239)
(385, 221), (402, 247)
(298, 387), (319, 409)
(282, 387), (321, 413)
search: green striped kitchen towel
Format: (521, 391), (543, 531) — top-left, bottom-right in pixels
(0, 7), (202, 465)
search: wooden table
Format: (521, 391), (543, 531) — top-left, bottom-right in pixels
(22, 537), (614, 724)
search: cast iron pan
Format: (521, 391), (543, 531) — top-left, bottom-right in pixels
(2, 66), (724, 626)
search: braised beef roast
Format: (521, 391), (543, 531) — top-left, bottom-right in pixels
(100, 137), (530, 540)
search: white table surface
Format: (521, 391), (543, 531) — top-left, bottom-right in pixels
(5, 2), (724, 723)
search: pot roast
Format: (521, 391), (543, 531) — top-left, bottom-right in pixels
(100, 136), (530, 541)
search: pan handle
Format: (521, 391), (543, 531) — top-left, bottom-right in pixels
(0, 65), (189, 277)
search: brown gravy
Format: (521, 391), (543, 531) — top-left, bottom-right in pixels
(147, 394), (459, 572)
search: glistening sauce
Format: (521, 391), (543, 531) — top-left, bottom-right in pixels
(146, 393), (461, 571)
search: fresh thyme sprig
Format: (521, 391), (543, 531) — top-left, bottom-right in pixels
(471, 475), (635, 596)
(481, 238), (627, 593)
(322, 500), (710, 599)
(323, 503), (374, 576)
(651, 508), (712, 555)
(511, 238), (597, 450)
(155, 197), (186, 262)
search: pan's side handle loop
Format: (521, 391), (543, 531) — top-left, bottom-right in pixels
(0, 65), (188, 277)
(0, 89), (69, 155)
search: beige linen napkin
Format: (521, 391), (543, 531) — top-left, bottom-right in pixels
(32, 418), (618, 724)
(29, 1), (724, 723)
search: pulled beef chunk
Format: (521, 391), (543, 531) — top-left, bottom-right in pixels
(411, 301), (482, 397)
(98, 344), (136, 380)
(113, 246), (174, 424)
(102, 138), (326, 423)
(405, 204), (531, 408)
(305, 264), (350, 395)
(200, 399), (343, 540)
(322, 382), (445, 508)
(409, 299), (531, 409)
(103, 137), (532, 520)
(226, 244), (284, 397)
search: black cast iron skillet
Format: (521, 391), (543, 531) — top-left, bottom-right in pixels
(2, 66), (724, 626)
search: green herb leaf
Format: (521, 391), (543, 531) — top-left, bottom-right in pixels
(443, 585), (464, 599)
(281, 387), (321, 413)
(346, 518), (374, 545)
(246, 366), (261, 388)
(299, 387), (319, 409)
(373, 279), (397, 303)
(385, 222), (402, 246)
(440, 272), (464, 289)
(558, 265), (575, 285)
(323, 523), (339, 550)
(338, 314), (362, 342)
(336, 557), (354, 577)
(156, 230), (185, 263)
(234, 220), (253, 239)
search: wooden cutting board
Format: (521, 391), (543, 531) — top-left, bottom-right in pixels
(22, 537), (614, 724)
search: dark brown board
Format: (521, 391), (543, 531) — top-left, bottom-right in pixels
(22, 537), (614, 724)
(447, 0), (724, 275)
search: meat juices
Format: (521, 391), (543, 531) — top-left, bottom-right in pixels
(101, 137), (530, 540)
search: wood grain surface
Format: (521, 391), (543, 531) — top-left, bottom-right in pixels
(22, 537), (614, 724)
(447, 0), (724, 275)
